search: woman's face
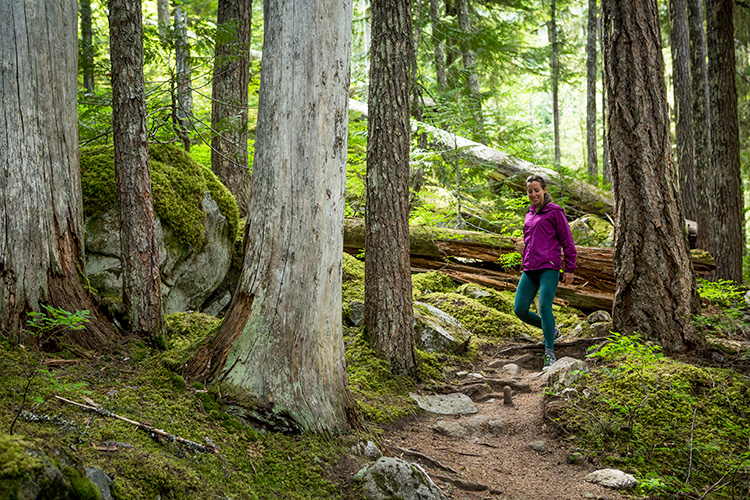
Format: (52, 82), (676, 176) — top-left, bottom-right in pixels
(527, 181), (546, 209)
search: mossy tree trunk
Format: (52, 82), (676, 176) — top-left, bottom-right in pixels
(0, 0), (116, 348)
(365, 0), (418, 378)
(110, 0), (165, 345)
(603, 0), (701, 353)
(185, 0), (357, 434)
(210, 0), (252, 216)
(586, 0), (597, 185)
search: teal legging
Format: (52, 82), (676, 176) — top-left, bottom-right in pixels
(514, 269), (559, 350)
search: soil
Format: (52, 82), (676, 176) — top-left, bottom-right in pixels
(374, 345), (630, 500)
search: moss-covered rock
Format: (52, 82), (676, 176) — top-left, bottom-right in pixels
(412, 271), (459, 296)
(0, 434), (102, 500)
(81, 144), (240, 314)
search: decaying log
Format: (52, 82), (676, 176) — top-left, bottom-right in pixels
(344, 218), (715, 313)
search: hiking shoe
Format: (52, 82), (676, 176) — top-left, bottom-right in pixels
(542, 352), (557, 371)
(554, 326), (562, 341)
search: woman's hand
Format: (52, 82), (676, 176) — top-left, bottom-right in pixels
(562, 272), (575, 285)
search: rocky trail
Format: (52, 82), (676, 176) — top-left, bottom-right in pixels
(374, 344), (632, 500)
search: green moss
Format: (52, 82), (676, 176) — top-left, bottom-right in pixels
(411, 271), (458, 296)
(344, 327), (418, 423)
(0, 435), (41, 479)
(80, 143), (239, 249)
(420, 292), (537, 339)
(550, 356), (750, 498)
(342, 253), (365, 306)
(64, 466), (102, 500)
(164, 312), (222, 365)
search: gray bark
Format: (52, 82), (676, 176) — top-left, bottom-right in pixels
(603, 0), (700, 353)
(586, 0), (598, 184)
(600, 10), (610, 184)
(80, 0), (95, 93)
(670, 0), (698, 221)
(366, 0), (417, 377)
(687, 0), (713, 252)
(110, 0), (165, 344)
(457, 0), (485, 142)
(211, 0), (252, 216)
(550, 0), (560, 166)
(431, 0), (447, 89)
(187, 0), (356, 434)
(705, 0), (743, 282)
(174, 6), (192, 151)
(0, 0), (114, 347)
(157, 0), (170, 37)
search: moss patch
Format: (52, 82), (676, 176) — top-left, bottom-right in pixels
(412, 271), (459, 296)
(548, 348), (750, 498)
(80, 143), (239, 249)
(0, 435), (41, 479)
(342, 253), (365, 306)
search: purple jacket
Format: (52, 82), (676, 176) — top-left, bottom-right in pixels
(522, 202), (578, 273)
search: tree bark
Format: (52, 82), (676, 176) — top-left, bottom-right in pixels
(80, 0), (95, 93)
(705, 0), (743, 282)
(110, 0), (165, 345)
(586, 0), (598, 185)
(174, 6), (192, 151)
(670, 0), (698, 221)
(549, 0), (560, 166)
(457, 0), (485, 143)
(603, 0), (700, 353)
(599, 10), (610, 184)
(431, 0), (447, 90)
(366, 0), (418, 377)
(210, 0), (252, 216)
(0, 0), (116, 348)
(157, 0), (170, 38)
(687, 0), (713, 252)
(186, 0), (356, 434)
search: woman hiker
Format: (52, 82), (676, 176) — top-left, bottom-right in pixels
(514, 174), (577, 371)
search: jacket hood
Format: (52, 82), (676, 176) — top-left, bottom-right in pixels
(528, 201), (561, 215)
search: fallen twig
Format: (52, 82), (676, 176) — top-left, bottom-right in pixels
(54, 395), (219, 454)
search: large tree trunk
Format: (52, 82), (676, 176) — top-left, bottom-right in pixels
(688, 0), (713, 252)
(586, 0), (598, 185)
(705, 0), (743, 282)
(366, 0), (418, 377)
(110, 0), (165, 345)
(670, 0), (698, 221)
(0, 0), (115, 348)
(185, 0), (356, 434)
(603, 0), (700, 353)
(549, 0), (560, 166)
(210, 0), (252, 216)
(80, 0), (95, 93)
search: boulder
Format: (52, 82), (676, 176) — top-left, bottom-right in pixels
(569, 215), (614, 247)
(543, 356), (589, 392)
(356, 457), (446, 500)
(0, 434), (103, 500)
(81, 144), (239, 315)
(413, 301), (471, 353)
(85, 193), (233, 314)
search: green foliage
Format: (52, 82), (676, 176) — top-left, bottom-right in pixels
(693, 279), (749, 339)
(25, 305), (90, 339)
(496, 251), (522, 270)
(586, 331), (663, 366)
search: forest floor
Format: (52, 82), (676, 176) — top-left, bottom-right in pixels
(372, 344), (630, 500)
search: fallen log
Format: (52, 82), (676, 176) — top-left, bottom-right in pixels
(344, 218), (715, 313)
(349, 99), (614, 216)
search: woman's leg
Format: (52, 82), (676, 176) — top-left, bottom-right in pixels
(514, 271), (541, 328)
(538, 269), (560, 350)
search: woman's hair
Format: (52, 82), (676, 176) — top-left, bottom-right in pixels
(526, 174), (552, 209)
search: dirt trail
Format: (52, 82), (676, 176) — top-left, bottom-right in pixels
(380, 356), (629, 500)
